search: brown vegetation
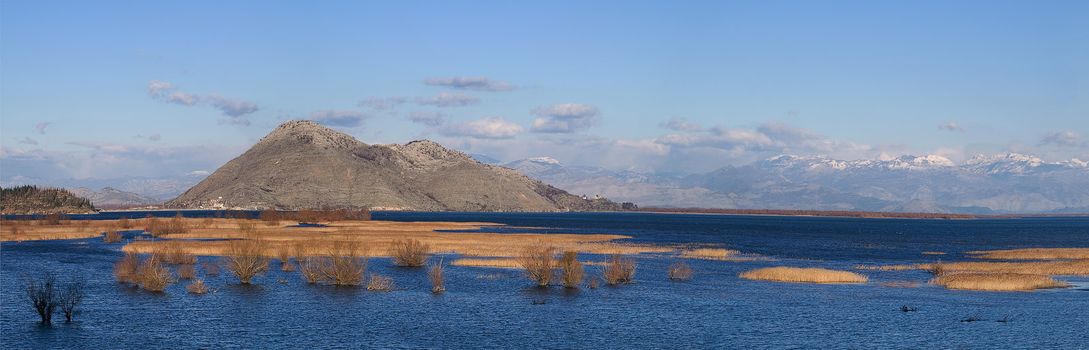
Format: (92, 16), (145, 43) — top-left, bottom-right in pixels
(559, 251), (584, 288)
(118, 217), (132, 229)
(367, 274), (393, 291)
(177, 264), (196, 280)
(451, 258), (522, 268)
(602, 255), (637, 285)
(429, 260), (446, 294)
(390, 239), (430, 267)
(103, 229), (123, 243)
(863, 260), (1089, 276)
(58, 278), (84, 322)
(136, 255), (172, 292)
(201, 261), (220, 276)
(967, 248), (1089, 260)
(186, 279), (208, 294)
(518, 246), (556, 287)
(739, 267), (868, 284)
(25, 272), (58, 325)
(680, 248), (740, 261)
(317, 243), (367, 286)
(668, 261), (693, 281)
(145, 213), (189, 236)
(931, 273), (1068, 291)
(299, 257), (322, 284)
(222, 238), (269, 284)
(114, 252), (139, 284)
(160, 241), (197, 265)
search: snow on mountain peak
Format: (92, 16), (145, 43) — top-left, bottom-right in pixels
(527, 157), (561, 165)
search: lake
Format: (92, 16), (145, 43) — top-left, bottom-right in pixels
(2, 212), (1088, 349)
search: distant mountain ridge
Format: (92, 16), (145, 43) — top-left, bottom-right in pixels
(69, 187), (160, 207)
(505, 153), (1089, 214)
(166, 120), (624, 211)
(1, 185), (96, 214)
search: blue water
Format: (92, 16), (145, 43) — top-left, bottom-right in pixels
(2, 212), (1088, 349)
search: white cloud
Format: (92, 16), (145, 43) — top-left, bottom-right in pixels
(147, 80), (175, 98)
(530, 103), (599, 133)
(423, 77), (516, 92)
(1040, 130), (1084, 147)
(1, 142), (241, 180)
(310, 110), (369, 127)
(35, 122), (51, 135)
(166, 92), (199, 106)
(19, 137), (38, 145)
(415, 92), (480, 107)
(358, 97), (407, 110)
(147, 80), (259, 121)
(659, 118), (703, 132)
(440, 117), (523, 139)
(204, 94), (259, 117)
(938, 122), (966, 132)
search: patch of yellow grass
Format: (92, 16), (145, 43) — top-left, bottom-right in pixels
(867, 260), (1089, 276)
(931, 273), (1068, 291)
(115, 218), (668, 260)
(739, 267), (868, 284)
(680, 248), (739, 260)
(452, 258), (522, 269)
(922, 251), (946, 255)
(967, 248), (1089, 260)
(1, 219), (127, 241)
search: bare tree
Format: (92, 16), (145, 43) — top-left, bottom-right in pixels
(25, 272), (58, 325)
(58, 277), (85, 322)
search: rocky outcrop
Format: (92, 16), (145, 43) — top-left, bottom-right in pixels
(165, 120), (624, 211)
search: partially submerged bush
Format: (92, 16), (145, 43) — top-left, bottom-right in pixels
(25, 272), (58, 325)
(668, 261), (693, 281)
(202, 261), (220, 276)
(518, 246), (555, 287)
(223, 239), (269, 284)
(367, 274), (393, 291)
(136, 255), (172, 292)
(318, 243), (367, 286)
(161, 241), (197, 265)
(390, 239), (430, 267)
(114, 252), (139, 284)
(602, 255), (637, 285)
(177, 264), (196, 280)
(299, 257), (322, 284)
(429, 260), (446, 294)
(58, 277), (84, 322)
(277, 246), (295, 271)
(560, 251), (584, 289)
(103, 229), (123, 243)
(186, 279), (208, 294)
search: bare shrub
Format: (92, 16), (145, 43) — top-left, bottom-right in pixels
(223, 239), (270, 284)
(202, 261), (220, 276)
(602, 255), (637, 285)
(58, 277), (84, 322)
(237, 220), (257, 234)
(25, 272), (58, 325)
(186, 279), (208, 294)
(118, 217), (132, 229)
(145, 213), (188, 236)
(42, 213), (66, 225)
(137, 255), (172, 292)
(259, 209), (281, 225)
(299, 257), (323, 284)
(429, 259), (446, 294)
(668, 261), (693, 281)
(277, 246), (295, 271)
(103, 229), (123, 243)
(587, 276), (600, 289)
(560, 251), (584, 288)
(114, 252), (139, 284)
(177, 264), (196, 280)
(318, 243), (367, 286)
(518, 245), (555, 287)
(367, 274), (393, 291)
(390, 239), (429, 267)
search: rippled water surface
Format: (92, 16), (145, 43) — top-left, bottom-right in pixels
(2, 212), (1088, 349)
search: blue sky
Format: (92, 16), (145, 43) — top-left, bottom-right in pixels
(2, 0), (1087, 181)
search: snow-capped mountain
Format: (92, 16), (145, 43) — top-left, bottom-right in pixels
(507, 153), (1089, 214)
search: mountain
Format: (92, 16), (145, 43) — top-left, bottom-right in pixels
(165, 120), (624, 211)
(69, 187), (160, 207)
(1, 185), (96, 214)
(508, 153), (1089, 214)
(1, 174), (205, 202)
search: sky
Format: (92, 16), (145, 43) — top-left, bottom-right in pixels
(2, 0), (1087, 182)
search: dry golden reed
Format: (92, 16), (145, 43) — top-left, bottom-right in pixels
(668, 261), (694, 281)
(222, 238), (269, 284)
(518, 246), (555, 287)
(931, 273), (1068, 291)
(186, 279), (208, 294)
(602, 255), (636, 285)
(390, 239), (430, 267)
(560, 251), (584, 288)
(429, 260), (446, 294)
(136, 255), (172, 292)
(739, 267), (868, 284)
(367, 274), (393, 291)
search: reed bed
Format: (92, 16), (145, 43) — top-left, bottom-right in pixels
(136, 256), (172, 292)
(560, 251), (584, 288)
(967, 248), (1089, 260)
(680, 248), (739, 260)
(739, 267), (868, 284)
(860, 260), (1089, 276)
(930, 273), (1068, 291)
(367, 274), (393, 291)
(451, 258), (522, 269)
(602, 255), (637, 285)
(103, 230), (123, 243)
(177, 264), (197, 280)
(390, 239), (430, 267)
(186, 279), (208, 294)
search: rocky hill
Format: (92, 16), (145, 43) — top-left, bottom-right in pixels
(1, 185), (97, 214)
(70, 187), (160, 208)
(165, 120), (624, 211)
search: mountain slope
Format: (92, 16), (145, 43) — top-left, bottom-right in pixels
(1, 185), (97, 214)
(69, 187), (160, 207)
(166, 120), (621, 211)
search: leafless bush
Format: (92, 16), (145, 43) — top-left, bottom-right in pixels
(277, 246), (295, 271)
(42, 213), (67, 225)
(602, 255), (637, 285)
(517, 246), (555, 287)
(299, 257), (322, 284)
(103, 229), (123, 243)
(25, 272), (58, 325)
(223, 238), (269, 284)
(367, 274), (393, 291)
(560, 251), (584, 289)
(118, 217), (132, 229)
(668, 261), (693, 281)
(137, 255), (172, 292)
(161, 241), (197, 265)
(202, 261), (220, 276)
(58, 277), (84, 322)
(145, 213), (189, 236)
(587, 276), (600, 289)
(186, 279), (208, 294)
(237, 220), (257, 234)
(429, 259), (446, 294)
(259, 209), (281, 225)
(318, 242), (367, 286)
(390, 239), (429, 267)
(114, 252), (139, 284)
(177, 264), (197, 280)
